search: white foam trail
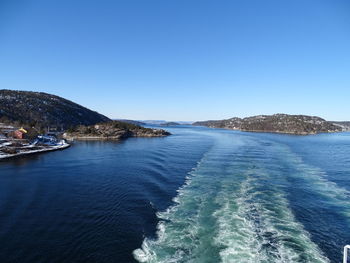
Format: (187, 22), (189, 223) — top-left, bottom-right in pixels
(214, 170), (329, 263)
(133, 136), (331, 263)
(276, 144), (350, 220)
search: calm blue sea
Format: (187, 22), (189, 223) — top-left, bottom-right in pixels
(0, 126), (349, 263)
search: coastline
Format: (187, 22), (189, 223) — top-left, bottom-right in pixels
(0, 143), (70, 160)
(196, 125), (343, 135)
(64, 134), (169, 141)
(239, 129), (342, 135)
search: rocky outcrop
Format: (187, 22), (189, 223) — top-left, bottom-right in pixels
(64, 121), (170, 140)
(193, 114), (342, 135)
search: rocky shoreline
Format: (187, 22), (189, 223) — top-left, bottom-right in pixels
(63, 121), (170, 140)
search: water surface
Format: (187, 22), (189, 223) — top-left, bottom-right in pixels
(0, 126), (349, 263)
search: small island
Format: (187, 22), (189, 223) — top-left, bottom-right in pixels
(193, 114), (343, 135)
(64, 121), (171, 140)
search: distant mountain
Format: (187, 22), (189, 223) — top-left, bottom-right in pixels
(0, 90), (110, 128)
(176, 121), (194, 125)
(160, 122), (180, 126)
(141, 120), (168, 125)
(115, 119), (146, 126)
(193, 114), (342, 135)
(141, 120), (193, 125)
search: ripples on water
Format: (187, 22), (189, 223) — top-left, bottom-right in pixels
(0, 127), (349, 263)
(134, 130), (350, 263)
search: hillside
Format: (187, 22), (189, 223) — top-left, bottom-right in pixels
(64, 121), (170, 140)
(332, 121), (350, 131)
(193, 114), (342, 135)
(0, 90), (110, 128)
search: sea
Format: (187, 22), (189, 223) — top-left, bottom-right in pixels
(0, 126), (349, 263)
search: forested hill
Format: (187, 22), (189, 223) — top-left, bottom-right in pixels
(0, 90), (110, 128)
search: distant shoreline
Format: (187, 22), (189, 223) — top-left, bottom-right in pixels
(194, 125), (344, 135)
(239, 129), (343, 135)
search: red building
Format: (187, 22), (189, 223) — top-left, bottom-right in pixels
(13, 130), (24, 139)
(11, 128), (28, 139)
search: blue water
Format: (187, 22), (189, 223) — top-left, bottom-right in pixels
(0, 126), (349, 262)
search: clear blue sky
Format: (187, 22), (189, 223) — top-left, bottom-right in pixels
(0, 0), (349, 121)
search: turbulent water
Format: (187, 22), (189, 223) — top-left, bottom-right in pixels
(0, 126), (349, 263)
(134, 128), (350, 263)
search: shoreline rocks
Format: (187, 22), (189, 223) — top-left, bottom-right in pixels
(63, 121), (171, 140)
